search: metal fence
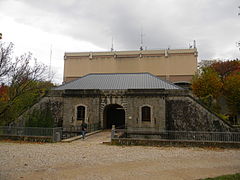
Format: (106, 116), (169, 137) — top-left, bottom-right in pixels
(0, 126), (62, 142)
(112, 129), (240, 142)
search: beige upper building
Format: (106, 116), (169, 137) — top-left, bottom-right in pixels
(63, 48), (198, 83)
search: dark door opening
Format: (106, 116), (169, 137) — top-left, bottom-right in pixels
(103, 104), (125, 129)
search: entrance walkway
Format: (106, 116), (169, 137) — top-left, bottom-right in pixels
(61, 130), (105, 143)
(80, 130), (111, 144)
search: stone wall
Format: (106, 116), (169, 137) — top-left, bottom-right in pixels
(17, 96), (64, 127)
(99, 90), (127, 128)
(61, 91), (166, 130)
(126, 96), (165, 131)
(62, 96), (100, 127)
(51, 89), (167, 130)
(111, 138), (240, 148)
(46, 89), (238, 133)
(166, 96), (234, 132)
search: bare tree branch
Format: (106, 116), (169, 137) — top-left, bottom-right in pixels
(0, 42), (52, 123)
(0, 42), (14, 83)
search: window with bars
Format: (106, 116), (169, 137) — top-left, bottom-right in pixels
(141, 106), (151, 122)
(77, 106), (85, 121)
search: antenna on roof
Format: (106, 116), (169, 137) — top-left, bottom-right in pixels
(193, 40), (196, 48)
(140, 27), (144, 51)
(48, 45), (52, 80)
(236, 41), (240, 51)
(111, 36), (114, 52)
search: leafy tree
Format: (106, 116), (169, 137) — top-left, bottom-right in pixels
(0, 84), (8, 101)
(0, 42), (53, 126)
(192, 67), (223, 99)
(193, 59), (240, 123)
(210, 60), (240, 80)
(25, 106), (54, 128)
(223, 73), (240, 116)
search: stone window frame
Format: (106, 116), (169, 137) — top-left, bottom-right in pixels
(75, 104), (88, 123)
(139, 104), (153, 124)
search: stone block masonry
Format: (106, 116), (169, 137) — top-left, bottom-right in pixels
(166, 95), (236, 132)
(23, 89), (240, 134)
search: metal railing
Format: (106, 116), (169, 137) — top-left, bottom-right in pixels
(62, 123), (101, 133)
(112, 129), (240, 142)
(0, 126), (62, 142)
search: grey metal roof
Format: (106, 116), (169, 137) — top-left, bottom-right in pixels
(54, 73), (181, 90)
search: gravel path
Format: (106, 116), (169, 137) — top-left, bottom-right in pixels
(0, 131), (240, 180)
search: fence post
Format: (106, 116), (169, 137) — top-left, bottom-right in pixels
(52, 128), (55, 142)
(111, 125), (115, 140)
(55, 128), (62, 142)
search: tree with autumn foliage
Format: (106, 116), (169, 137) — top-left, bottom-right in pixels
(223, 73), (240, 117)
(192, 67), (223, 99)
(192, 67), (223, 109)
(0, 42), (53, 126)
(192, 59), (240, 124)
(210, 60), (240, 118)
(0, 84), (8, 101)
(210, 60), (240, 80)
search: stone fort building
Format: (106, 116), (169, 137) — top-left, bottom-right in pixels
(49, 72), (233, 132)
(34, 48), (237, 134)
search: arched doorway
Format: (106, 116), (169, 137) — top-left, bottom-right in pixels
(103, 104), (125, 129)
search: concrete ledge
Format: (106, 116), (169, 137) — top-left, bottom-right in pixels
(111, 138), (240, 148)
(61, 130), (102, 143)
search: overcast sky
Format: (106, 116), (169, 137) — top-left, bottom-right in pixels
(0, 0), (240, 84)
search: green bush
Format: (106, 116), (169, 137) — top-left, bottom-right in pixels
(25, 107), (54, 128)
(216, 113), (229, 121)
